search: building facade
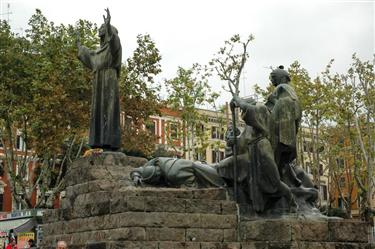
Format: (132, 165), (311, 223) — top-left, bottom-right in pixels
(149, 106), (229, 164)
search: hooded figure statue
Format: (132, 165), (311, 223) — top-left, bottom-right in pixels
(77, 8), (122, 151)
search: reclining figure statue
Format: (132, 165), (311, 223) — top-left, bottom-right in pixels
(130, 157), (226, 188)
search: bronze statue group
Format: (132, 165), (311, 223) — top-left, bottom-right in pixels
(76, 9), (319, 216)
(131, 66), (320, 216)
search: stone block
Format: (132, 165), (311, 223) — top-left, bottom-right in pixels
(200, 242), (241, 249)
(186, 228), (224, 242)
(156, 188), (195, 199)
(291, 242), (335, 249)
(146, 227), (185, 241)
(72, 204), (91, 219)
(185, 199), (221, 214)
(90, 201), (111, 216)
(221, 201), (237, 215)
(126, 156), (148, 168)
(292, 242), (372, 249)
(108, 227), (146, 241)
(161, 213), (201, 228)
(328, 220), (369, 243)
(60, 207), (73, 220)
(268, 242), (293, 249)
(291, 220), (329, 241)
(112, 212), (173, 228)
(109, 241), (158, 249)
(64, 152), (129, 187)
(240, 220), (291, 242)
(86, 242), (108, 249)
(127, 196), (145, 211)
(46, 221), (66, 235)
(74, 191), (111, 206)
(110, 191), (128, 213)
(89, 230), (109, 241)
(42, 209), (60, 224)
(240, 242), (268, 249)
(193, 188), (227, 200)
(65, 218), (87, 233)
(71, 231), (92, 245)
(144, 197), (186, 213)
(200, 214), (237, 229)
(60, 197), (72, 210)
(224, 229), (237, 242)
(158, 241), (200, 249)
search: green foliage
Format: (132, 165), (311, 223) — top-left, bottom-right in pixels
(253, 84), (274, 101)
(0, 10), (98, 208)
(120, 34), (162, 157)
(25, 9), (97, 155)
(165, 64), (218, 160)
(0, 10), (164, 207)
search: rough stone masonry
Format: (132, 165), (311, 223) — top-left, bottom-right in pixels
(40, 153), (372, 249)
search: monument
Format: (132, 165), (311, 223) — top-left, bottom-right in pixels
(77, 8), (122, 151)
(39, 10), (372, 247)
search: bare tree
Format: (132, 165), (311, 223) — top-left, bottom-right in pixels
(210, 34), (254, 97)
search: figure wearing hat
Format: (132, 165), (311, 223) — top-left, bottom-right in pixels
(266, 66), (302, 186)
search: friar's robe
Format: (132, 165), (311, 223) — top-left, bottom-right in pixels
(78, 27), (122, 150)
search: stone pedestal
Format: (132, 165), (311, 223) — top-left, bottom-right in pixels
(40, 154), (372, 249)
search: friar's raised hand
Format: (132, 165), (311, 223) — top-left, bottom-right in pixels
(103, 8), (111, 26)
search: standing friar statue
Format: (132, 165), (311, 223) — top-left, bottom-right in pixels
(76, 8), (122, 151)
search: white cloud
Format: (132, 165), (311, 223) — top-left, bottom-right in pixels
(1, 0), (374, 105)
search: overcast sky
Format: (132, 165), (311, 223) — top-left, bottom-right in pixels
(1, 0), (374, 105)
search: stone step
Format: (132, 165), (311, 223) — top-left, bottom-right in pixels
(43, 212), (237, 234)
(57, 188), (232, 221)
(240, 218), (370, 243)
(65, 185), (228, 201)
(41, 240), (372, 249)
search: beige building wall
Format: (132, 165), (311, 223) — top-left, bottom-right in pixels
(297, 127), (330, 207)
(195, 108), (228, 164)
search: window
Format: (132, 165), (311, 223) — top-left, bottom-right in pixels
(336, 158), (344, 168)
(146, 121), (157, 135)
(319, 164), (324, 176)
(16, 135), (25, 150)
(338, 197), (344, 209)
(0, 161), (4, 177)
(196, 151), (206, 162)
(212, 150), (225, 163)
(320, 185), (327, 200)
(0, 194), (3, 211)
(305, 162), (312, 174)
(211, 127), (224, 140)
(169, 122), (179, 140)
(338, 197), (349, 209)
(196, 124), (205, 134)
(303, 141), (313, 153)
(339, 177), (346, 188)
